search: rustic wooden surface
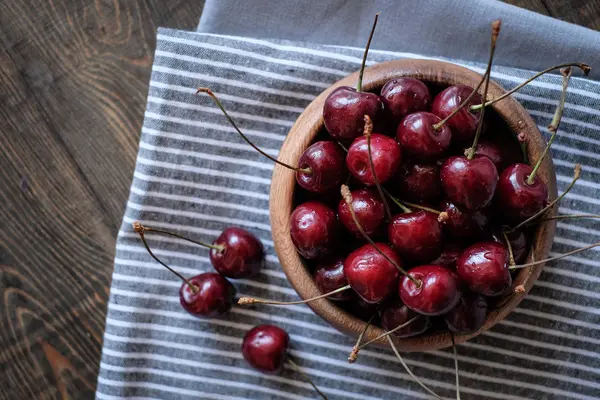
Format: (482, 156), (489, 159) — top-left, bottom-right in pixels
(0, 0), (595, 398)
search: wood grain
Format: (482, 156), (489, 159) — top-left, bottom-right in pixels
(0, 1), (203, 399)
(270, 59), (558, 352)
(542, 0), (600, 30)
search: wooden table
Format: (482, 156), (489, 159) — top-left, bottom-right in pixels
(0, 0), (596, 398)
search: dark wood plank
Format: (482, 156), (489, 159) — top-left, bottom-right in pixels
(0, 1), (203, 398)
(542, 0), (600, 31)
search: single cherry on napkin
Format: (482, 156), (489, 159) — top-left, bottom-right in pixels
(133, 222), (235, 317)
(323, 14), (383, 142)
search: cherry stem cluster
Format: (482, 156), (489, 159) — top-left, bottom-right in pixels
(387, 337), (442, 399)
(527, 67), (572, 184)
(470, 62), (590, 111)
(197, 88), (311, 174)
(364, 115), (392, 220)
(353, 316), (420, 357)
(238, 285), (351, 306)
(341, 185), (420, 286)
(510, 240), (600, 270)
(356, 13), (379, 92)
(348, 315), (375, 363)
(132, 222), (198, 293)
(466, 19), (501, 160)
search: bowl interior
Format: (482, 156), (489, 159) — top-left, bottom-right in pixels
(269, 59), (557, 352)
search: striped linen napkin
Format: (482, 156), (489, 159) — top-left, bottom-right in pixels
(96, 28), (600, 400)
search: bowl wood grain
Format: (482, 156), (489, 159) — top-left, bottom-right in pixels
(269, 59), (557, 352)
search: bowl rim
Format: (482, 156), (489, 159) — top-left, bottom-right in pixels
(269, 59), (557, 352)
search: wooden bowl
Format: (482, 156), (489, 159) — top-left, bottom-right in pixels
(269, 59), (557, 352)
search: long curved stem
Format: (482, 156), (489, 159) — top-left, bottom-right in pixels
(541, 213), (600, 222)
(133, 222), (198, 293)
(451, 334), (461, 400)
(510, 241), (600, 270)
(348, 314), (375, 363)
(356, 13), (379, 92)
(356, 316), (420, 351)
(341, 185), (419, 286)
(470, 62), (590, 111)
(287, 356), (328, 400)
(387, 336), (442, 399)
(502, 231), (516, 267)
(510, 163), (580, 232)
(364, 115), (392, 220)
(466, 20), (501, 160)
(381, 187), (412, 213)
(237, 285), (351, 305)
(197, 88), (310, 174)
(143, 226), (225, 252)
(527, 67), (572, 184)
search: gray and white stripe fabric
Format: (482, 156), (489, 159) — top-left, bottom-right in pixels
(96, 28), (600, 400)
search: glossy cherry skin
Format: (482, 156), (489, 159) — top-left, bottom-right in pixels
(337, 188), (385, 238)
(388, 211), (443, 264)
(380, 302), (431, 337)
(242, 325), (289, 374)
(440, 155), (499, 211)
(211, 227), (264, 279)
(314, 257), (351, 301)
(346, 134), (402, 185)
(323, 86), (383, 142)
(392, 162), (441, 203)
(440, 200), (489, 240)
(492, 229), (529, 264)
(179, 273), (235, 318)
(456, 241), (512, 296)
(290, 201), (338, 260)
(495, 163), (548, 220)
(380, 78), (431, 122)
(431, 84), (482, 142)
(296, 141), (347, 193)
(444, 292), (488, 333)
(431, 243), (463, 270)
(474, 140), (503, 171)
(399, 265), (462, 316)
(344, 243), (401, 304)
(397, 112), (451, 160)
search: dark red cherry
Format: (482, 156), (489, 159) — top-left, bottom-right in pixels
(290, 201), (338, 260)
(380, 302), (431, 337)
(323, 86), (383, 142)
(388, 211), (443, 264)
(492, 229), (529, 264)
(346, 295), (379, 320)
(494, 163), (548, 220)
(456, 241), (512, 296)
(440, 200), (489, 240)
(210, 227), (264, 279)
(337, 188), (385, 238)
(380, 78), (431, 122)
(314, 257), (351, 301)
(399, 265), (462, 316)
(431, 84), (482, 142)
(474, 140), (503, 171)
(346, 134), (402, 185)
(444, 292), (488, 333)
(397, 112), (451, 160)
(179, 273), (235, 318)
(344, 243), (401, 304)
(431, 243), (463, 270)
(242, 325), (289, 374)
(392, 162), (441, 203)
(440, 155), (499, 211)
(296, 141), (347, 193)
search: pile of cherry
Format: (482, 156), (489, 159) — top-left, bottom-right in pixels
(132, 17), (596, 400)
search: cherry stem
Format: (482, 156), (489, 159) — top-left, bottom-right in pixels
(356, 316), (420, 352)
(466, 19), (501, 160)
(387, 336), (442, 399)
(341, 185), (420, 286)
(400, 200), (442, 215)
(541, 213), (600, 222)
(510, 240), (600, 270)
(197, 88), (311, 174)
(356, 13), (379, 92)
(364, 115), (392, 221)
(510, 163), (581, 232)
(287, 355), (328, 400)
(132, 222), (198, 293)
(502, 231), (516, 266)
(141, 225), (225, 252)
(348, 314), (375, 363)
(451, 333), (461, 400)
(526, 67), (572, 184)
(381, 187), (412, 213)
(237, 285), (351, 305)
(470, 62), (590, 111)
